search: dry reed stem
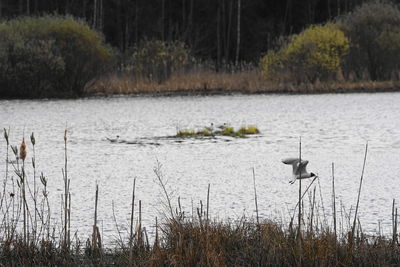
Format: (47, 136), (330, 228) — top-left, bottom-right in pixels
(298, 137), (302, 265)
(252, 167), (259, 225)
(129, 178), (136, 265)
(351, 142), (368, 241)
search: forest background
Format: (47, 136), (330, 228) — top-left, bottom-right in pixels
(1, 0), (400, 97)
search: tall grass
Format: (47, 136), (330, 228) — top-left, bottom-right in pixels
(1, 130), (399, 266)
(87, 67), (400, 96)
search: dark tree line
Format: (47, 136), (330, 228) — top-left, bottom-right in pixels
(0, 0), (396, 64)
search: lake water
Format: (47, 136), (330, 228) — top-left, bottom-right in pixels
(1, 92), (400, 244)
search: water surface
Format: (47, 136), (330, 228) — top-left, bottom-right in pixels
(1, 93), (400, 243)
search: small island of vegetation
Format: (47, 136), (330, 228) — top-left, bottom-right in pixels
(176, 125), (260, 138)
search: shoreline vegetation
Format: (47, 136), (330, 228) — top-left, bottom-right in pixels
(2, 2), (400, 99)
(2, 131), (400, 266)
(87, 71), (400, 97)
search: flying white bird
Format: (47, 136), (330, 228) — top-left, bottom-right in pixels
(282, 157), (317, 184)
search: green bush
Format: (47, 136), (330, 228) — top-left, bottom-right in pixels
(132, 40), (189, 83)
(0, 16), (113, 98)
(338, 2), (400, 80)
(262, 24), (349, 83)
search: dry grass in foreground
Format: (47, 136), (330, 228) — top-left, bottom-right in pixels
(86, 71), (400, 96)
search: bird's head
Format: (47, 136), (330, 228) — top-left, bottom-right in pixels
(311, 172), (317, 177)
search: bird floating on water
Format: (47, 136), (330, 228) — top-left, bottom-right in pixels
(106, 135), (120, 143)
(282, 157), (317, 184)
(205, 123), (214, 132)
(216, 123), (228, 130)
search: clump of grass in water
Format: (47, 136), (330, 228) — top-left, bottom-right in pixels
(238, 125), (260, 135)
(196, 129), (213, 136)
(177, 128), (213, 137)
(219, 126), (260, 137)
(219, 126), (235, 136)
(176, 129), (196, 137)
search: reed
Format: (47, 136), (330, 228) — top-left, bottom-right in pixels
(332, 162), (338, 264)
(129, 177), (136, 264)
(87, 69), (400, 96)
(351, 142), (368, 241)
(62, 129), (71, 251)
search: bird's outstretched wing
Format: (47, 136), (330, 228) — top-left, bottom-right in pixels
(282, 158), (300, 176)
(282, 158), (300, 165)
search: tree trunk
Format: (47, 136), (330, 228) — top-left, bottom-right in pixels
(82, 0), (87, 20)
(116, 0), (123, 51)
(221, 0), (225, 66)
(225, 0), (233, 63)
(327, 0), (331, 19)
(0, 0), (2, 18)
(19, 0), (23, 14)
(93, 0), (98, 28)
(99, 0), (103, 30)
(161, 0), (165, 41)
(283, 0), (291, 35)
(27, 0), (30, 15)
(135, 0), (139, 43)
(216, 2), (221, 72)
(235, 0), (241, 66)
(34, 0), (38, 14)
(182, 0), (185, 34)
(124, 0), (129, 50)
(308, 0), (316, 24)
(65, 0), (69, 14)
(189, 0), (193, 36)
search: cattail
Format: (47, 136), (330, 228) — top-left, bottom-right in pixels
(20, 139), (27, 161)
(40, 172), (47, 187)
(30, 132), (35, 146)
(3, 128), (9, 145)
(64, 129), (67, 142)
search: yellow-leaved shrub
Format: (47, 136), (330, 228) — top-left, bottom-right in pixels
(262, 24), (349, 83)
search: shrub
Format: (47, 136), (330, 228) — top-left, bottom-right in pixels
(338, 1), (400, 80)
(132, 40), (189, 83)
(261, 50), (283, 80)
(262, 24), (349, 83)
(0, 15), (113, 98)
(0, 35), (65, 97)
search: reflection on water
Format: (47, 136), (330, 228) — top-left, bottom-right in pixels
(1, 92), (400, 243)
